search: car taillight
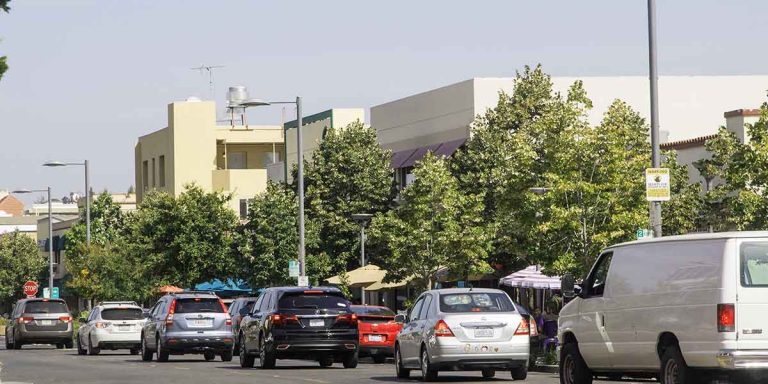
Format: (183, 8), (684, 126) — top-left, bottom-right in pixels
(219, 299), (232, 325)
(434, 320), (454, 337)
(335, 313), (358, 324)
(718, 303), (735, 332)
(59, 315), (72, 323)
(18, 317), (34, 324)
(527, 316), (538, 337)
(165, 298), (177, 327)
(515, 317), (530, 336)
(95, 321), (111, 329)
(271, 314), (298, 326)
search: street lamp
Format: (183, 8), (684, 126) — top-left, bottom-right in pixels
(240, 97), (307, 280)
(43, 160), (91, 246)
(351, 213), (373, 305)
(13, 187), (54, 295)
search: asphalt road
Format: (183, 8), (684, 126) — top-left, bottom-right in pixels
(0, 339), (674, 384)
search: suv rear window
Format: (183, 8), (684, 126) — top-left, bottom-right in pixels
(439, 292), (516, 313)
(278, 293), (350, 310)
(101, 308), (144, 320)
(174, 298), (224, 314)
(741, 242), (768, 287)
(24, 301), (69, 314)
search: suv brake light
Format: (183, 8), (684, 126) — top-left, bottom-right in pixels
(18, 317), (34, 324)
(58, 315), (72, 323)
(271, 313), (298, 326)
(165, 298), (177, 327)
(718, 303), (735, 332)
(219, 299), (232, 326)
(335, 313), (358, 324)
(515, 317), (530, 336)
(95, 321), (111, 329)
(434, 320), (454, 337)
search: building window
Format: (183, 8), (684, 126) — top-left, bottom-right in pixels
(159, 155), (166, 187)
(239, 199), (248, 219)
(152, 158), (156, 187)
(228, 152), (247, 170)
(142, 161), (149, 190)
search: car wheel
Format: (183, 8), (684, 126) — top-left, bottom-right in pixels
(395, 344), (410, 378)
(204, 351), (216, 361)
(319, 356), (334, 367)
(482, 369), (496, 379)
(372, 354), (387, 364)
(5, 333), (13, 350)
(64, 339), (73, 349)
(156, 336), (169, 362)
(56, 343), (64, 349)
(130, 348), (140, 355)
(258, 334), (276, 369)
(511, 365), (528, 381)
(140, 336), (153, 362)
(420, 346), (438, 382)
(660, 345), (695, 384)
(76, 336), (86, 355)
(560, 343), (592, 384)
(221, 348), (233, 362)
(87, 336), (100, 355)
(239, 334), (255, 368)
(342, 350), (359, 369)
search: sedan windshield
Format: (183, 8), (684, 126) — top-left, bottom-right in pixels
(439, 292), (516, 313)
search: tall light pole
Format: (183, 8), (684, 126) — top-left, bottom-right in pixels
(241, 97), (306, 279)
(13, 188), (54, 294)
(352, 214), (373, 305)
(647, 0), (663, 237)
(43, 160), (91, 245)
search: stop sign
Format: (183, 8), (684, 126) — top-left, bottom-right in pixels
(23, 281), (38, 297)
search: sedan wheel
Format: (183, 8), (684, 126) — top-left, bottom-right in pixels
(395, 345), (410, 378)
(420, 347), (438, 381)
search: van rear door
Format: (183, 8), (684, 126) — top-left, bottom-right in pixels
(736, 241), (768, 349)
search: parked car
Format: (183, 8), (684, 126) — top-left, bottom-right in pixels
(139, 291), (234, 362)
(76, 301), (145, 355)
(394, 288), (530, 381)
(227, 296), (259, 356)
(558, 232), (768, 384)
(350, 305), (402, 363)
(4, 298), (74, 350)
(238, 286), (359, 369)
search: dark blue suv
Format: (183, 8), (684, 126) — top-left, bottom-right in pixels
(238, 287), (359, 369)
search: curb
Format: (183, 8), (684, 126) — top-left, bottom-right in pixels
(531, 365), (559, 374)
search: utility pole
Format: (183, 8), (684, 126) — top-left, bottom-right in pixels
(648, 0), (663, 237)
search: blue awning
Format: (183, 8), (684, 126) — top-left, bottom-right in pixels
(194, 279), (253, 295)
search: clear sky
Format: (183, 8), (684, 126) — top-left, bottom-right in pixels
(1, 0), (767, 202)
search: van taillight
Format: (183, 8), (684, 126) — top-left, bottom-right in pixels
(434, 320), (454, 337)
(59, 315), (72, 323)
(165, 298), (177, 327)
(718, 304), (735, 332)
(515, 317), (531, 336)
(18, 317), (34, 324)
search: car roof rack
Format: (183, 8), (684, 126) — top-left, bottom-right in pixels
(99, 301), (139, 307)
(168, 290), (218, 296)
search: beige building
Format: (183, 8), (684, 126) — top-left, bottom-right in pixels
(135, 99), (284, 216)
(270, 108), (366, 183)
(0, 216), (39, 240)
(371, 76), (768, 187)
(35, 215), (79, 282)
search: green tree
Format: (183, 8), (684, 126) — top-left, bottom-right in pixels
(694, 126), (743, 232)
(123, 184), (239, 291)
(0, 0), (10, 81)
(0, 231), (46, 306)
(236, 182), (326, 288)
(369, 153), (490, 292)
(663, 151), (703, 235)
(302, 121), (396, 276)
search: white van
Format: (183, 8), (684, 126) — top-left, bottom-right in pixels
(558, 232), (768, 384)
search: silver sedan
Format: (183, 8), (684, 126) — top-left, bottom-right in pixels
(394, 288), (530, 381)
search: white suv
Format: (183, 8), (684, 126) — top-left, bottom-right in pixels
(77, 301), (146, 355)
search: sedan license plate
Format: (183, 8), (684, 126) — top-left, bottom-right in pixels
(474, 327), (493, 338)
(39, 320), (53, 326)
(190, 319), (213, 327)
(368, 334), (383, 342)
(309, 319), (325, 327)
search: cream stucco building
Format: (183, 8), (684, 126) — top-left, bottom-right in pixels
(135, 99), (284, 216)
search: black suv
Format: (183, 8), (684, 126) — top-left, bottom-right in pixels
(238, 287), (359, 369)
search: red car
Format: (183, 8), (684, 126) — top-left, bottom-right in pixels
(350, 305), (402, 363)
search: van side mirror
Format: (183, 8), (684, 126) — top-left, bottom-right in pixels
(394, 314), (406, 324)
(562, 273), (576, 299)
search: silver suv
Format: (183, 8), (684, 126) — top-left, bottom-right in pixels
(5, 298), (74, 350)
(140, 291), (234, 362)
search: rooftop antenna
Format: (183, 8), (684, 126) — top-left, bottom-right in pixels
(191, 64), (225, 101)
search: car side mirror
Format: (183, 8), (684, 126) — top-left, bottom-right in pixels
(562, 273), (576, 299)
(142, 312), (151, 319)
(394, 314), (406, 324)
(239, 307), (249, 316)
